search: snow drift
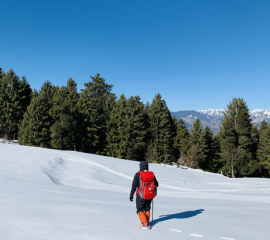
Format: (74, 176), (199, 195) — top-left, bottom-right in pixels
(0, 143), (269, 240)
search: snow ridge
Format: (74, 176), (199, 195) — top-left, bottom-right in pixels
(197, 109), (270, 118)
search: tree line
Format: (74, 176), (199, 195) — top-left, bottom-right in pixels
(1, 68), (270, 178)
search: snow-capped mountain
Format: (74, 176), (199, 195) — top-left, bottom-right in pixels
(197, 109), (225, 117)
(171, 109), (270, 134)
(250, 109), (270, 125)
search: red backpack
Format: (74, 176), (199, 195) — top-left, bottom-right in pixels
(136, 171), (157, 200)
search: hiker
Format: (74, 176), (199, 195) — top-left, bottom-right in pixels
(130, 161), (159, 229)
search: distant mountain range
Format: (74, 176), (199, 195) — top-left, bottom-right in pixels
(171, 109), (270, 134)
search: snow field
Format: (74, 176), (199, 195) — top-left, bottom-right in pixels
(0, 144), (270, 240)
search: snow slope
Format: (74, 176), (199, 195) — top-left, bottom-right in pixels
(1, 144), (270, 240)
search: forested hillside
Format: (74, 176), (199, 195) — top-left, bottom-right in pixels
(1, 67), (270, 178)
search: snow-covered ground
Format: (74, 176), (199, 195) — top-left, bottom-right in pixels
(1, 144), (270, 240)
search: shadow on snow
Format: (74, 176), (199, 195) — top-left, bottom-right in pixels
(150, 209), (205, 227)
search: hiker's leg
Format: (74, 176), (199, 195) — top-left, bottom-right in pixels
(145, 199), (152, 212)
(138, 212), (147, 227)
(136, 195), (144, 213)
(145, 200), (152, 223)
(136, 195), (147, 226)
(145, 211), (150, 223)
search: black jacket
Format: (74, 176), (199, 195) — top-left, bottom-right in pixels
(130, 172), (159, 198)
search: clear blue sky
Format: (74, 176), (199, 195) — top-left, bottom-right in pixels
(1, 0), (269, 111)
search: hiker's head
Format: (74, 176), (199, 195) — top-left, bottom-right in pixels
(140, 161), (148, 171)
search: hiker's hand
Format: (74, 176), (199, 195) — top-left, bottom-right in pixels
(130, 196), (133, 202)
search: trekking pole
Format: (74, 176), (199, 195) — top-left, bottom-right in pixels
(152, 199), (154, 221)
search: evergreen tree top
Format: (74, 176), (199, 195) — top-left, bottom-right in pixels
(67, 78), (77, 90)
(260, 120), (268, 132)
(178, 119), (187, 128)
(190, 118), (203, 145)
(82, 74), (114, 97)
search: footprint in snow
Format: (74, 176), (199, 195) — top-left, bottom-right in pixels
(190, 234), (203, 237)
(169, 229), (182, 233)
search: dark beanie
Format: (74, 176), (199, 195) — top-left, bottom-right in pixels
(140, 161), (149, 171)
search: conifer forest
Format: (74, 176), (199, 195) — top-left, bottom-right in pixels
(1, 67), (270, 178)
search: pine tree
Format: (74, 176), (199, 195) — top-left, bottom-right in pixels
(147, 94), (176, 163)
(107, 95), (148, 160)
(258, 123), (270, 177)
(144, 101), (151, 150)
(219, 107), (238, 177)
(18, 81), (57, 147)
(209, 133), (223, 173)
(104, 93), (117, 154)
(79, 74), (114, 154)
(174, 119), (190, 158)
(0, 69), (31, 140)
(187, 118), (206, 168)
(122, 96), (147, 160)
(260, 120), (268, 134)
(251, 124), (259, 159)
(200, 126), (213, 170)
(106, 94), (127, 157)
(19, 76), (32, 114)
(50, 78), (80, 150)
(220, 98), (257, 177)
(258, 120), (268, 174)
(30, 89), (39, 100)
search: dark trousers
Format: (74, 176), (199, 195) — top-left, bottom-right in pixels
(136, 195), (152, 214)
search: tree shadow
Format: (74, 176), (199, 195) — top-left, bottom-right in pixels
(150, 209), (204, 227)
